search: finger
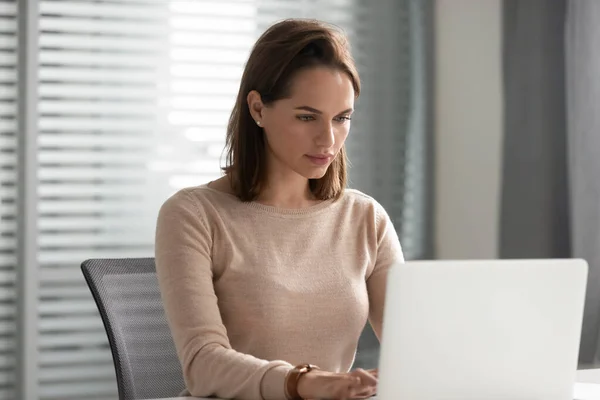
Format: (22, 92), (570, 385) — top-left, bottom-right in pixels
(344, 375), (365, 398)
(353, 367), (378, 380)
(349, 385), (377, 399)
(351, 368), (378, 386)
(353, 383), (378, 396)
(352, 382), (378, 398)
(335, 373), (377, 400)
(333, 375), (359, 397)
(348, 378), (377, 399)
(365, 368), (378, 377)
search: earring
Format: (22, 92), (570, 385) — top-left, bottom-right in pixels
(256, 120), (261, 126)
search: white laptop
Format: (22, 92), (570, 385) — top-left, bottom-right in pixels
(375, 259), (588, 400)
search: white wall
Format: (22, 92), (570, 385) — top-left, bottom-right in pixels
(434, 0), (504, 259)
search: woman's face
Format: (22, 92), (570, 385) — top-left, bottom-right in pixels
(248, 66), (355, 180)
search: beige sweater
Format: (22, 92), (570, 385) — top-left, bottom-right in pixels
(155, 184), (404, 400)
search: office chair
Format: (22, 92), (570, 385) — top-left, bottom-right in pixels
(81, 258), (185, 400)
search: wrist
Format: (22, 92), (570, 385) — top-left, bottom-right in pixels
(296, 369), (322, 399)
(285, 364), (320, 400)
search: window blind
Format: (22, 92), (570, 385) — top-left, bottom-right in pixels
(0, 1), (17, 399)
(12, 0), (431, 398)
(37, 1), (170, 398)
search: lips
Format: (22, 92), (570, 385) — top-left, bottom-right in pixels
(305, 154), (333, 165)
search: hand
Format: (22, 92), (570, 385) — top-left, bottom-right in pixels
(296, 368), (378, 399)
(365, 368), (378, 379)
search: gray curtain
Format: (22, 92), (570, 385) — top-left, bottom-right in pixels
(501, 0), (600, 365)
(353, 0), (434, 370)
(500, 0), (570, 259)
(565, 0), (600, 366)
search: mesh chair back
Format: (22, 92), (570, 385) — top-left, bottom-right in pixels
(81, 258), (185, 400)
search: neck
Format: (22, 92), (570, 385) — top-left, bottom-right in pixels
(256, 164), (318, 209)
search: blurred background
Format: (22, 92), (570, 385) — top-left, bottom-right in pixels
(2, 0), (599, 399)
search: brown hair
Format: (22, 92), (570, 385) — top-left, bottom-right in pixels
(222, 18), (361, 201)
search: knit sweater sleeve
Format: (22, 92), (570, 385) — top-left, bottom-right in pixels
(155, 189), (293, 400)
(366, 203), (405, 339)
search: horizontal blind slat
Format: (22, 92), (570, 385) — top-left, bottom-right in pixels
(170, 1), (256, 17)
(39, 17), (169, 36)
(168, 16), (256, 32)
(40, 285), (100, 299)
(39, 365), (115, 382)
(39, 118), (158, 131)
(40, 83), (158, 99)
(38, 200), (158, 213)
(0, 54), (16, 67)
(0, 136), (16, 151)
(40, 235), (153, 247)
(0, 102), (16, 115)
(38, 133), (158, 147)
(38, 217), (155, 230)
(39, 316), (105, 332)
(39, 349), (112, 365)
(0, 306), (14, 319)
(38, 147), (161, 163)
(39, 50), (167, 68)
(169, 79), (241, 95)
(0, 323), (15, 335)
(0, 35), (16, 50)
(38, 168), (159, 180)
(0, 2), (17, 16)
(0, 339), (15, 352)
(39, 251), (153, 265)
(171, 31), (254, 48)
(39, 101), (159, 116)
(0, 372), (16, 386)
(39, 299), (99, 315)
(40, 34), (163, 52)
(0, 69), (17, 84)
(39, 67), (159, 83)
(38, 184), (164, 197)
(0, 151), (15, 166)
(39, 332), (110, 349)
(0, 20), (16, 34)
(40, 1), (166, 19)
(0, 89), (16, 101)
(0, 390), (15, 400)
(0, 119), (16, 133)
(0, 355), (15, 369)
(39, 380), (116, 399)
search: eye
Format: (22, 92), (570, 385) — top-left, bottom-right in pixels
(334, 115), (352, 123)
(297, 115), (316, 122)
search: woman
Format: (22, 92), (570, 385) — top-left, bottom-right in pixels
(155, 18), (404, 400)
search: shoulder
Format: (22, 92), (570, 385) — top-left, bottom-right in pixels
(161, 184), (235, 212)
(157, 185), (223, 224)
(156, 185), (230, 238)
(340, 188), (389, 222)
(342, 188), (379, 205)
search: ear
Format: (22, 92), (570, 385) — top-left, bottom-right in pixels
(246, 90), (265, 125)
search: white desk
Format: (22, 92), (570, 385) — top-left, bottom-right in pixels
(574, 368), (600, 400)
(578, 368), (600, 384)
(154, 368), (600, 400)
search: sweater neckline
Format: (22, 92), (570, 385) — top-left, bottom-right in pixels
(199, 184), (338, 216)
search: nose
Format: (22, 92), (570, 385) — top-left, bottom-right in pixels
(315, 121), (335, 147)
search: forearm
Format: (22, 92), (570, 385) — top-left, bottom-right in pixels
(181, 340), (292, 400)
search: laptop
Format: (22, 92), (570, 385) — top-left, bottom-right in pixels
(375, 259), (588, 400)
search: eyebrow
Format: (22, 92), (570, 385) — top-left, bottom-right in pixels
(294, 106), (354, 115)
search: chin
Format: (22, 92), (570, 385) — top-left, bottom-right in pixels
(302, 169), (329, 180)
(292, 166), (328, 180)
(293, 160), (332, 180)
